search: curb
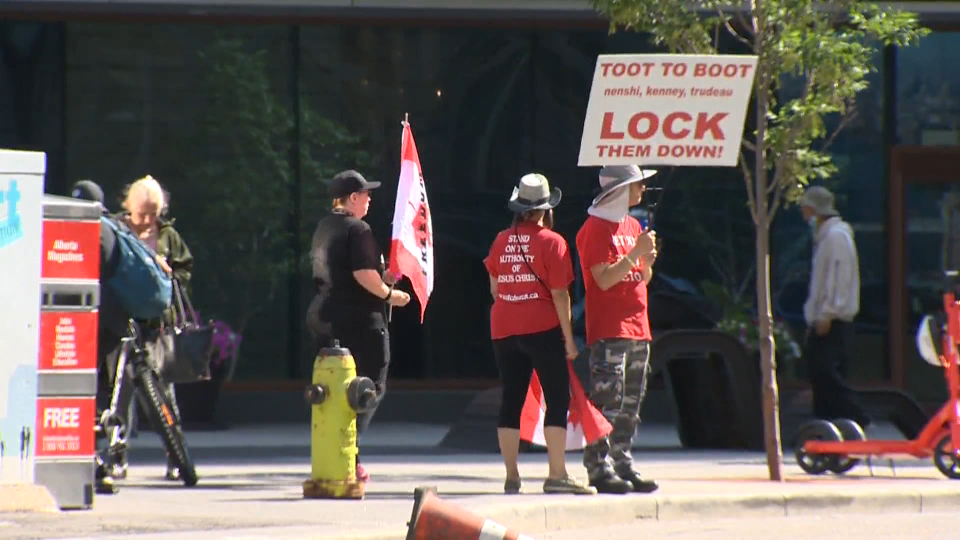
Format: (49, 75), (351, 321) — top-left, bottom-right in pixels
(0, 483), (60, 513)
(330, 489), (960, 540)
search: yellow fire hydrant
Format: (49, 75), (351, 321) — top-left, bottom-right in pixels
(302, 341), (378, 500)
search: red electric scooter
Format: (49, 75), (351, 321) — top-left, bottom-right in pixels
(795, 272), (960, 479)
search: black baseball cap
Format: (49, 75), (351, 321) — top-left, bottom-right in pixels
(71, 180), (105, 205)
(329, 170), (381, 198)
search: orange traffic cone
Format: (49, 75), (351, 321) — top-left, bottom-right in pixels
(405, 486), (538, 540)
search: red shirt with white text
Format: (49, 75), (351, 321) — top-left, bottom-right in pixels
(484, 222), (574, 340)
(576, 215), (652, 345)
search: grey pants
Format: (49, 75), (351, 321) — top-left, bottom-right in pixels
(582, 339), (651, 481)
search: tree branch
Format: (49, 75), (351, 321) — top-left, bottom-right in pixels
(737, 263), (756, 303)
(821, 108), (858, 153)
(768, 164), (786, 196)
(718, 9), (753, 47)
(742, 139), (757, 153)
(727, 6), (755, 37)
(768, 178), (788, 222)
(707, 253), (732, 288)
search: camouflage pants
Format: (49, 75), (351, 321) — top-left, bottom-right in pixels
(583, 339), (651, 481)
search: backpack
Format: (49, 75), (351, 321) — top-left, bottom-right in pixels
(100, 216), (173, 320)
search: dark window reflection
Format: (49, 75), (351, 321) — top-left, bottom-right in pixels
(59, 21), (899, 384)
(66, 24), (295, 380)
(898, 32), (960, 146)
(770, 42), (887, 382)
(0, 22), (64, 190)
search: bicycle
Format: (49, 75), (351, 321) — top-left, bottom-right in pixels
(97, 319), (198, 487)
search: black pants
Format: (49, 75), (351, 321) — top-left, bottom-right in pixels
(492, 326), (570, 430)
(96, 327), (124, 415)
(805, 320), (870, 427)
(311, 321), (390, 434)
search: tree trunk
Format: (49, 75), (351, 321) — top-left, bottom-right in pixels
(755, 212), (783, 481)
(754, 71), (784, 481)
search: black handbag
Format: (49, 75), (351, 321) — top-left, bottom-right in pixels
(154, 280), (215, 384)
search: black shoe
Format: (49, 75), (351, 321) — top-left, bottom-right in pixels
(95, 476), (117, 495)
(617, 470), (659, 493)
(589, 475), (632, 494)
(95, 464), (118, 495)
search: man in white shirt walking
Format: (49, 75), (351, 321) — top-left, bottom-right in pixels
(799, 186), (871, 429)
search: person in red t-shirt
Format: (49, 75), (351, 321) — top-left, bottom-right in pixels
(484, 173), (595, 496)
(575, 164), (660, 495)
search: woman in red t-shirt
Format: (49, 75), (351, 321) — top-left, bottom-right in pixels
(483, 173), (595, 495)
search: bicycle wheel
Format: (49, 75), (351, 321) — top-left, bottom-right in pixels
(135, 369), (199, 487)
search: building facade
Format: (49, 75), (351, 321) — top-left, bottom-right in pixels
(2, 1), (959, 407)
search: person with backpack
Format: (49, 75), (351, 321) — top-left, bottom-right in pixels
(70, 180), (128, 495)
(119, 175), (193, 294)
(72, 178), (181, 491)
(115, 175), (194, 481)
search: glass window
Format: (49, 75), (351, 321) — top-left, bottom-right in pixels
(904, 183), (956, 403)
(897, 32), (960, 145)
(61, 20), (898, 384)
(297, 26), (694, 379)
(770, 43), (887, 382)
(300, 26), (543, 379)
(66, 23), (294, 380)
(0, 22), (65, 188)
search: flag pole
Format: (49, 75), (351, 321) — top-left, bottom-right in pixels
(388, 112), (409, 323)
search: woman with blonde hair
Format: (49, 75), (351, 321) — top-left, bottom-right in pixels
(114, 174), (194, 481)
(121, 175), (192, 284)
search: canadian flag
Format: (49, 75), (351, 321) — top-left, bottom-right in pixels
(520, 362), (612, 450)
(389, 120), (434, 322)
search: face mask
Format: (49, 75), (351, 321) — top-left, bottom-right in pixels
(808, 215), (818, 234)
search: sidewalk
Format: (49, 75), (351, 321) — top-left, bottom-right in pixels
(4, 422), (960, 540)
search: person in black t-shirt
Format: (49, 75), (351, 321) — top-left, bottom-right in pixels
(71, 180), (128, 495)
(306, 170), (411, 481)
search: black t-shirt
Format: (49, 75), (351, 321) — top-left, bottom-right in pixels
(311, 212), (387, 329)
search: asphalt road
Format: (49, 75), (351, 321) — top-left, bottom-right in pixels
(539, 512), (951, 540)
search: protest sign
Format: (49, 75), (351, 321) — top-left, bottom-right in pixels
(578, 54), (757, 167)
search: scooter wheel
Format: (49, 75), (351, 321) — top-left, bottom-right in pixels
(829, 419), (865, 474)
(795, 420), (842, 475)
(933, 433), (960, 479)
